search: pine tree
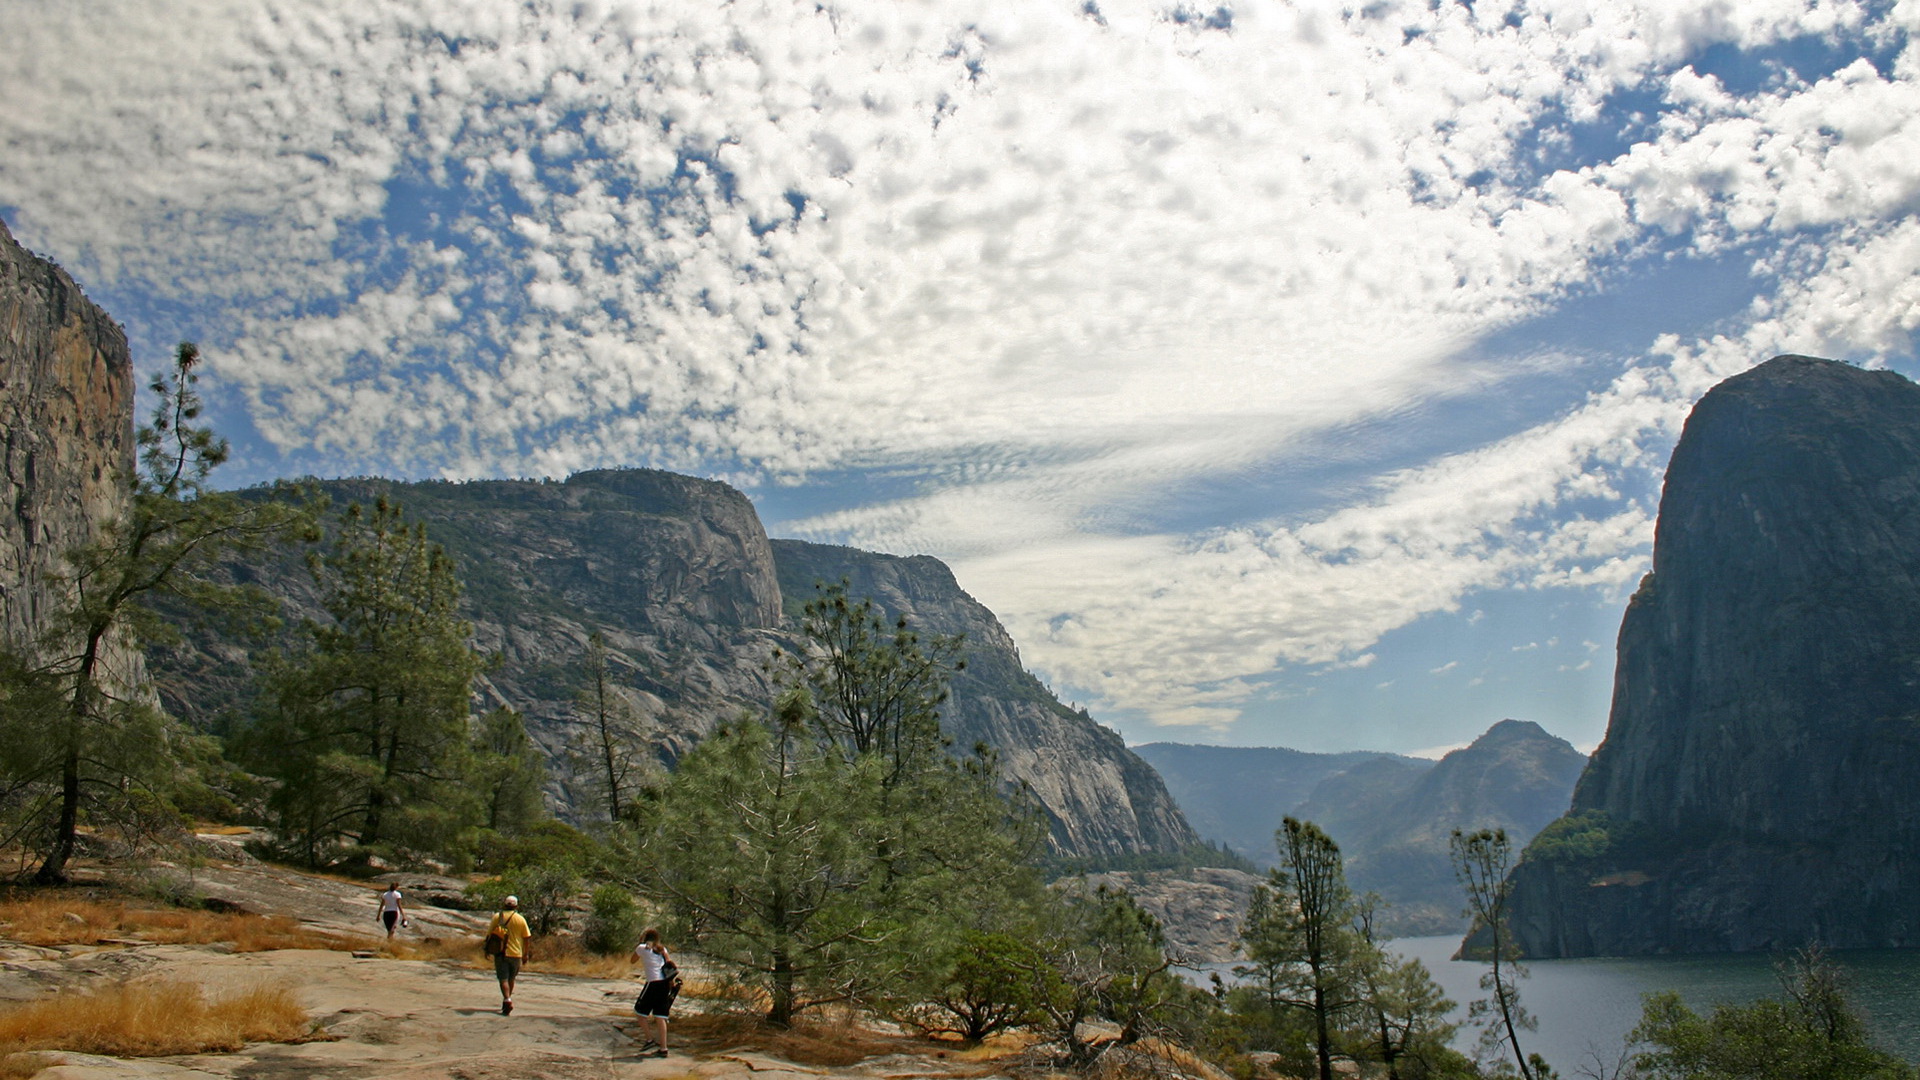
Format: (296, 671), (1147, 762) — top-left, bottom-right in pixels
(250, 496), (485, 866)
(1, 344), (307, 883)
(1239, 817), (1366, 1080)
(1452, 827), (1545, 1080)
(564, 631), (650, 824)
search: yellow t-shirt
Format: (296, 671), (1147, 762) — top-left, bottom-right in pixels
(488, 911), (532, 959)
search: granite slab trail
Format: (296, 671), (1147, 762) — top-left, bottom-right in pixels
(8, 941), (995, 1080)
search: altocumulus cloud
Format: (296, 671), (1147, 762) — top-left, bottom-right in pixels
(3, 0), (1919, 738)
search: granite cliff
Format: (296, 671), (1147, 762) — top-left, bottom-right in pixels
(1506, 356), (1920, 955)
(0, 220), (138, 663)
(150, 472), (1199, 858)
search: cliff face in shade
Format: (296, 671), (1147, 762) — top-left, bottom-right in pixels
(150, 472), (1200, 858)
(1506, 356), (1920, 956)
(772, 539), (1201, 855)
(0, 220), (137, 655)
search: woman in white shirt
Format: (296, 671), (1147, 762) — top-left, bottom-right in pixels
(378, 884), (406, 938)
(632, 928), (675, 1057)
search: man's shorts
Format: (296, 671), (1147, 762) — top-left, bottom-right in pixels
(494, 955), (522, 980)
(634, 979), (674, 1018)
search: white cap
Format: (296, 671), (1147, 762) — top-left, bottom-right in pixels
(504, 895), (519, 907)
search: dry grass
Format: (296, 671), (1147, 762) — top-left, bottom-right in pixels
(0, 1053), (49, 1080)
(377, 934), (487, 964)
(0, 979), (312, 1057)
(665, 1012), (1009, 1070)
(531, 934), (644, 979)
(0, 893), (358, 952)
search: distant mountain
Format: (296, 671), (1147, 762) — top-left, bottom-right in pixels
(1507, 357), (1920, 955)
(1131, 743), (1401, 864)
(1140, 721), (1585, 935)
(1316, 720), (1586, 934)
(147, 470), (1199, 858)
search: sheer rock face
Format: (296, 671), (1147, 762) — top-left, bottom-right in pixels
(152, 473), (1197, 857)
(0, 220), (135, 651)
(1507, 356), (1920, 956)
(773, 539), (1201, 855)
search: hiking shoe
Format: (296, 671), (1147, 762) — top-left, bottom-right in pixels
(502, 1000), (512, 1015)
(651, 1049), (669, 1058)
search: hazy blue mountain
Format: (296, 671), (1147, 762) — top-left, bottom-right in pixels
(1141, 720), (1584, 934)
(1131, 743), (1405, 865)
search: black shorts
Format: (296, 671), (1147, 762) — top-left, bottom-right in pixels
(382, 911), (399, 931)
(635, 979), (674, 1018)
(494, 955), (522, 980)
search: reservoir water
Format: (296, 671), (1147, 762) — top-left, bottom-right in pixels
(1386, 935), (1920, 1070)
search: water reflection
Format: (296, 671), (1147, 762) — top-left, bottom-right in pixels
(1189, 936), (1920, 1071)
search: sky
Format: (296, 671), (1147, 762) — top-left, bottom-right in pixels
(5, 0), (1920, 756)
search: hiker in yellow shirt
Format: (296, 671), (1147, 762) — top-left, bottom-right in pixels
(485, 895), (533, 1015)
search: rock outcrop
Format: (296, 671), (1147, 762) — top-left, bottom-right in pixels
(151, 472), (1199, 858)
(1506, 356), (1920, 955)
(0, 219), (136, 654)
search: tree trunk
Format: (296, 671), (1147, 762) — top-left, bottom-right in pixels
(1314, 982), (1334, 1080)
(35, 628), (105, 885)
(33, 742), (81, 884)
(769, 949), (794, 1027)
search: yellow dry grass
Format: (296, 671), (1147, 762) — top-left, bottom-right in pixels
(0, 894), (357, 952)
(665, 1012), (1011, 1072)
(0, 979), (311, 1058)
(0, 1053), (48, 1080)
(532, 934), (643, 979)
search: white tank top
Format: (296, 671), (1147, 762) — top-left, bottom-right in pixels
(637, 944), (666, 982)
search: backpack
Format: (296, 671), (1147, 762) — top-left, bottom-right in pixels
(661, 959), (683, 1002)
(483, 915), (509, 957)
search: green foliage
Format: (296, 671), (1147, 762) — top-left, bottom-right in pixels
(1522, 811), (1619, 865)
(638, 582), (1043, 1028)
(476, 818), (605, 875)
(582, 884), (645, 956)
(247, 497), (488, 868)
(778, 579), (965, 781)
(0, 343), (310, 883)
(641, 718), (889, 1025)
(1630, 948), (1915, 1080)
(471, 707), (547, 838)
(893, 928), (1047, 1043)
(1012, 883), (1182, 1065)
(1238, 818), (1365, 1080)
(467, 863), (581, 937)
(1350, 896), (1462, 1080)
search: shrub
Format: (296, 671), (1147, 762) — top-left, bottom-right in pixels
(581, 884), (643, 956)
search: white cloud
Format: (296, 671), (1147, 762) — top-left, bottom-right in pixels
(4, 0), (1918, 740)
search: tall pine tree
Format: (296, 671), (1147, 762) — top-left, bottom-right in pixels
(251, 497), (485, 867)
